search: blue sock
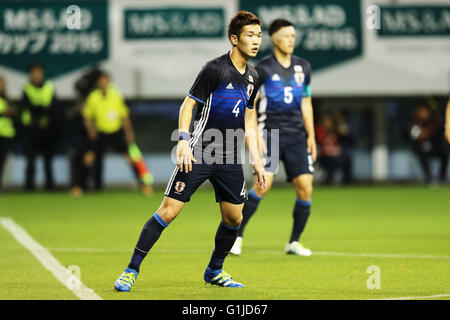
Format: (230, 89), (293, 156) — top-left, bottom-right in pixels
(208, 222), (240, 270)
(289, 198), (312, 243)
(128, 212), (168, 272)
(205, 266), (221, 277)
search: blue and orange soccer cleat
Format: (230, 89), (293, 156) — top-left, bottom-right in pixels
(204, 266), (244, 288)
(114, 267), (138, 292)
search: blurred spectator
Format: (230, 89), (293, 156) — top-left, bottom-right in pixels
(20, 63), (58, 191)
(335, 110), (354, 158)
(408, 104), (448, 184)
(82, 71), (152, 195)
(69, 67), (103, 197)
(0, 76), (16, 193)
(315, 113), (353, 184)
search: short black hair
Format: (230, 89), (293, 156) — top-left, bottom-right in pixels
(268, 19), (293, 36)
(97, 70), (110, 79)
(228, 10), (261, 40)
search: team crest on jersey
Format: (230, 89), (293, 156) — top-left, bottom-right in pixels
(271, 74), (281, 81)
(174, 181), (185, 193)
(294, 65), (305, 86)
(247, 83), (254, 98)
(248, 75), (253, 83)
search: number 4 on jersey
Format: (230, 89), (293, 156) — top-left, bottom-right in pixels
(232, 100), (242, 117)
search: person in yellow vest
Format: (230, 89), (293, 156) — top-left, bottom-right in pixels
(21, 63), (58, 191)
(0, 76), (16, 193)
(82, 71), (152, 195)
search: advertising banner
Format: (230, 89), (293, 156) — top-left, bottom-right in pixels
(0, 0), (109, 79)
(241, 0), (363, 72)
(0, 0), (448, 98)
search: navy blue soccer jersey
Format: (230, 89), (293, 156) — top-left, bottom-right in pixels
(255, 54), (311, 138)
(187, 53), (259, 163)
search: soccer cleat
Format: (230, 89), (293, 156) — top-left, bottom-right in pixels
(204, 267), (244, 288)
(230, 236), (243, 256)
(114, 267), (138, 292)
(285, 241), (312, 256)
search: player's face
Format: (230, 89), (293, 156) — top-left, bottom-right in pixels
(237, 24), (262, 58)
(272, 26), (296, 55)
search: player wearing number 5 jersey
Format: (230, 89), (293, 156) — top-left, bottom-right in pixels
(231, 19), (317, 257)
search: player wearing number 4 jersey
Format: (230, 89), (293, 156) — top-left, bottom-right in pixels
(114, 11), (267, 292)
(231, 19), (317, 257)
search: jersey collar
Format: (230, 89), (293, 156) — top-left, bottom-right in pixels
(272, 53), (292, 71)
(227, 51), (248, 77)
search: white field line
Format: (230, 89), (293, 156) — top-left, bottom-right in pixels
(310, 251), (450, 260)
(14, 244), (449, 300)
(372, 293), (450, 300)
(0, 217), (102, 300)
(47, 247), (450, 260)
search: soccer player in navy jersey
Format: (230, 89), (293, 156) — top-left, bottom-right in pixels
(114, 11), (266, 291)
(230, 19), (317, 257)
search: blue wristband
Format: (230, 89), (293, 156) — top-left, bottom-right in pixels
(178, 131), (191, 141)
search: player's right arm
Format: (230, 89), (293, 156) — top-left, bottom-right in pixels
(177, 96), (197, 173)
(445, 97), (450, 144)
(179, 61), (219, 172)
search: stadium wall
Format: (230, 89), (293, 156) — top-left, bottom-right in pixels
(0, 0), (448, 187)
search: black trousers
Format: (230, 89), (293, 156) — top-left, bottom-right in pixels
(23, 127), (56, 190)
(69, 132), (93, 190)
(414, 147), (449, 182)
(93, 129), (139, 191)
(319, 153), (352, 184)
(0, 137), (11, 190)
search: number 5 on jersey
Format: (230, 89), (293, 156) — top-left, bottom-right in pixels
(284, 86), (293, 104)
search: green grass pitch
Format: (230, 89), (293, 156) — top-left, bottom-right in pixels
(0, 185), (449, 300)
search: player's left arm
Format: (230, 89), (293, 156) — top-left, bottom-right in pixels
(244, 91), (266, 157)
(244, 106), (261, 166)
(301, 96), (317, 162)
(245, 106), (266, 190)
(301, 63), (317, 162)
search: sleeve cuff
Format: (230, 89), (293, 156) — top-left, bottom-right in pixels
(188, 94), (205, 104)
(302, 84), (312, 97)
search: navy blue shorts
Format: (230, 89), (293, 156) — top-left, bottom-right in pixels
(263, 134), (314, 182)
(164, 163), (247, 204)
